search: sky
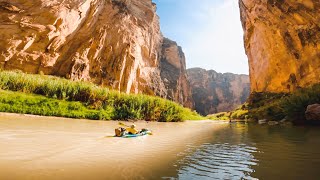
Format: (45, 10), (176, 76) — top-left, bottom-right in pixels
(153, 0), (249, 74)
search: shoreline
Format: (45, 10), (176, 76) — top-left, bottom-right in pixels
(0, 111), (214, 123)
(0, 113), (227, 179)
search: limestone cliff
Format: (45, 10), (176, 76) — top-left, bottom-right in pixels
(160, 38), (193, 108)
(0, 0), (192, 107)
(240, 0), (320, 93)
(187, 68), (250, 115)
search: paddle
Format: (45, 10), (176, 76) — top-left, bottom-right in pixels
(118, 122), (153, 135)
(118, 122), (130, 127)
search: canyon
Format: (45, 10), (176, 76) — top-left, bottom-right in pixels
(0, 0), (255, 114)
(0, 0), (192, 108)
(188, 68), (250, 115)
(240, 0), (320, 93)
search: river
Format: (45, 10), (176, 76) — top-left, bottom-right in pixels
(0, 113), (320, 179)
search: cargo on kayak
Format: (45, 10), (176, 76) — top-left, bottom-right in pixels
(115, 122), (152, 138)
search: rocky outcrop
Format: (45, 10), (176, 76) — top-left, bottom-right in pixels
(0, 0), (192, 107)
(305, 104), (320, 121)
(187, 68), (250, 115)
(240, 0), (320, 93)
(160, 38), (193, 108)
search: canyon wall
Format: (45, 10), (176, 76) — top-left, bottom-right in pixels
(240, 0), (320, 93)
(160, 38), (193, 108)
(187, 68), (250, 115)
(0, 0), (192, 107)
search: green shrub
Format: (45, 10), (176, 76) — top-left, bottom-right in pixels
(207, 112), (231, 120)
(245, 84), (320, 122)
(0, 70), (203, 121)
(282, 84), (320, 121)
(0, 90), (114, 120)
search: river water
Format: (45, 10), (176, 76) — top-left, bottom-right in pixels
(0, 113), (320, 180)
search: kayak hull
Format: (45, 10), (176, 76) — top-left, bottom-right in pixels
(121, 131), (151, 138)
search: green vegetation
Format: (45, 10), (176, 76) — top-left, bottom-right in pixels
(0, 70), (203, 121)
(207, 112), (231, 120)
(207, 104), (248, 121)
(282, 84), (320, 121)
(208, 84), (320, 123)
(0, 90), (113, 120)
(246, 92), (288, 121)
(229, 84), (320, 123)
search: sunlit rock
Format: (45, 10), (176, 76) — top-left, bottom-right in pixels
(0, 0), (192, 107)
(305, 104), (320, 121)
(240, 0), (320, 93)
(187, 68), (250, 115)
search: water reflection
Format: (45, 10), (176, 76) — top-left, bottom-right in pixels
(176, 143), (258, 179)
(168, 123), (320, 180)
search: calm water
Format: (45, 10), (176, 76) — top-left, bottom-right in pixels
(1, 114), (320, 180)
(168, 123), (320, 180)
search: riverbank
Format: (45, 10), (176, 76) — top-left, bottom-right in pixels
(207, 84), (320, 125)
(0, 113), (227, 179)
(0, 70), (203, 121)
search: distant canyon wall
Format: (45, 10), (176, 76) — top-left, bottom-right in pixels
(0, 0), (192, 108)
(240, 0), (320, 93)
(160, 38), (194, 108)
(188, 68), (250, 115)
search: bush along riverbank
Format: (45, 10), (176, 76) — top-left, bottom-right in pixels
(0, 70), (204, 121)
(208, 84), (320, 125)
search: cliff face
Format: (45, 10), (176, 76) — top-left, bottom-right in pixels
(160, 38), (193, 108)
(240, 0), (320, 93)
(0, 0), (192, 107)
(187, 68), (250, 115)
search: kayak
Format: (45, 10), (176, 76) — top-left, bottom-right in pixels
(121, 130), (152, 138)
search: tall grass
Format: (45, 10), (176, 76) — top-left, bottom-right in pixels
(0, 70), (203, 121)
(0, 90), (113, 120)
(245, 84), (320, 123)
(283, 84), (320, 121)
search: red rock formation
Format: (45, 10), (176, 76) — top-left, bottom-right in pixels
(0, 0), (192, 107)
(240, 0), (320, 93)
(160, 38), (193, 108)
(188, 68), (250, 115)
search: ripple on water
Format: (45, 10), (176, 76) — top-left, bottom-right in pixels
(175, 143), (259, 180)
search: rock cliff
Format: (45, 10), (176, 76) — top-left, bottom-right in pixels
(160, 38), (193, 108)
(187, 68), (250, 115)
(0, 0), (192, 107)
(240, 0), (320, 93)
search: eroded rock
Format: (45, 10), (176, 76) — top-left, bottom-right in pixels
(187, 68), (250, 115)
(160, 38), (193, 108)
(240, 0), (320, 93)
(0, 0), (192, 107)
(305, 104), (320, 121)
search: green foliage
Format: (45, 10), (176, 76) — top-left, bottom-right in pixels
(206, 104), (248, 121)
(246, 84), (320, 122)
(247, 97), (285, 121)
(0, 70), (203, 121)
(282, 84), (320, 120)
(0, 90), (113, 120)
(207, 112), (231, 120)
(231, 109), (248, 119)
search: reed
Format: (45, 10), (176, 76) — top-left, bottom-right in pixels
(0, 70), (203, 121)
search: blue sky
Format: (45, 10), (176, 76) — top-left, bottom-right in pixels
(153, 0), (249, 74)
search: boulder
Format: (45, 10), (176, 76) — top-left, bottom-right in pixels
(258, 119), (267, 124)
(305, 104), (320, 121)
(268, 121), (279, 126)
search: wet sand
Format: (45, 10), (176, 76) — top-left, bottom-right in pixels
(0, 113), (228, 180)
